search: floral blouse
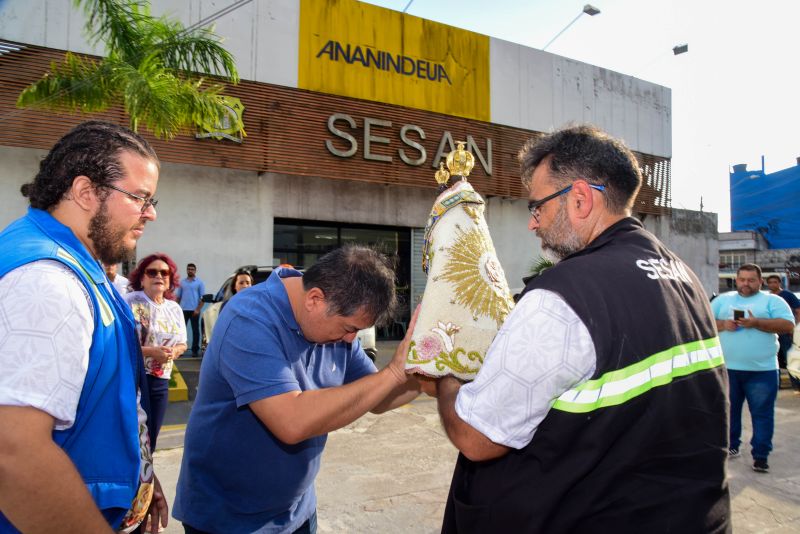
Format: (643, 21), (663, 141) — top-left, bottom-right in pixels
(125, 291), (187, 379)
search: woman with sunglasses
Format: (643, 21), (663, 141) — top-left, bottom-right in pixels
(125, 253), (187, 452)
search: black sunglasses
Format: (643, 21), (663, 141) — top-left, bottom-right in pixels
(528, 183), (606, 222)
(144, 268), (170, 278)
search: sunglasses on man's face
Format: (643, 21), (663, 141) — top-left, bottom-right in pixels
(527, 183), (606, 223)
(145, 268), (170, 278)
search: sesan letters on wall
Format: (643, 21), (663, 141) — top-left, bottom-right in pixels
(325, 113), (492, 175)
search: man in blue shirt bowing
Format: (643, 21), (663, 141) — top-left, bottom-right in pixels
(174, 246), (422, 534)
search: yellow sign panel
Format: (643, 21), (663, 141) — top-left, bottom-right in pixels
(298, 0), (490, 122)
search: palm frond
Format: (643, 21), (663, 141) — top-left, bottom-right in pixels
(182, 86), (231, 130)
(17, 53), (118, 113)
(74, 0), (149, 57)
(153, 30), (239, 82)
(114, 59), (185, 138)
(529, 256), (555, 276)
(113, 56), (232, 139)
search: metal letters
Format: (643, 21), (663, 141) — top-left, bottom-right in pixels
(325, 112), (492, 176)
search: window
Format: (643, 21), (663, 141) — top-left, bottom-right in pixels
(719, 252), (747, 272)
(273, 219), (412, 320)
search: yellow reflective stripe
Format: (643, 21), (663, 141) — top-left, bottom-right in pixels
(552, 337), (723, 414)
(56, 248), (114, 327)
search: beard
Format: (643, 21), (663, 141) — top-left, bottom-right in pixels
(87, 200), (137, 264)
(538, 205), (584, 262)
(737, 285), (756, 297)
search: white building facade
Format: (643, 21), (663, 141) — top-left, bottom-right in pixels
(0, 0), (718, 308)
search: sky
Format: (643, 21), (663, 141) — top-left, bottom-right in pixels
(363, 0), (800, 232)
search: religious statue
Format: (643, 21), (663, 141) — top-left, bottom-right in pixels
(406, 142), (515, 380)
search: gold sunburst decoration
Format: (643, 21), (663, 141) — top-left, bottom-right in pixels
(462, 204), (483, 224)
(441, 226), (513, 327)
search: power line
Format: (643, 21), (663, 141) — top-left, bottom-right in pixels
(182, 0), (253, 35)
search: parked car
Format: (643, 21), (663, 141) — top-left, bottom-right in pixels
(201, 265), (378, 361)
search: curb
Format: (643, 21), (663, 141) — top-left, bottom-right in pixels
(168, 365), (189, 402)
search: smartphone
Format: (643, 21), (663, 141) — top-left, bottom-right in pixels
(733, 309), (745, 321)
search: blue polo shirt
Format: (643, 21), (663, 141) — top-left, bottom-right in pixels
(173, 268), (376, 533)
(711, 290), (794, 371)
(177, 276), (205, 311)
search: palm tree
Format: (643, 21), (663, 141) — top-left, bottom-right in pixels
(17, 0), (243, 139)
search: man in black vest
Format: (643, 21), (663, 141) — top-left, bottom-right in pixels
(426, 125), (731, 533)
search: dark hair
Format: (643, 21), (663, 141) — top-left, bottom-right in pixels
(21, 121), (159, 211)
(302, 245), (397, 325)
(737, 263), (762, 279)
(128, 253), (181, 301)
(187, 263), (197, 269)
(231, 270), (253, 296)
(765, 274), (781, 283)
(518, 124), (642, 213)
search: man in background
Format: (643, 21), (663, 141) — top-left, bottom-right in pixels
(104, 262), (130, 295)
(713, 264), (794, 472)
(766, 274), (800, 393)
(177, 262), (205, 356)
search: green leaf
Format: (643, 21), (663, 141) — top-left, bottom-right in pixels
(529, 256), (555, 276)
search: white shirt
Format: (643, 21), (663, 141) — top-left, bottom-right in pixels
(0, 260), (93, 430)
(112, 273), (130, 295)
(456, 289), (597, 450)
(0, 259), (154, 530)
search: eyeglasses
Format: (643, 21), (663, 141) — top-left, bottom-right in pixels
(527, 183), (606, 223)
(144, 268), (170, 278)
(103, 183), (158, 213)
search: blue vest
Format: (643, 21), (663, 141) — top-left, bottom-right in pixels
(0, 208), (142, 531)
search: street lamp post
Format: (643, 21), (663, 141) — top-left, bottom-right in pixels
(542, 4), (601, 51)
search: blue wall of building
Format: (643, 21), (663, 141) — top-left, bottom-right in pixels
(730, 163), (800, 248)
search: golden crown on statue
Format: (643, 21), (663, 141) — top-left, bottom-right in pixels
(446, 141), (475, 179)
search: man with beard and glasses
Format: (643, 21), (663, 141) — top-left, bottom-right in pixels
(0, 121), (169, 533)
(421, 125), (731, 533)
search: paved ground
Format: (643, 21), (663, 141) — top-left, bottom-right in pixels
(155, 343), (800, 533)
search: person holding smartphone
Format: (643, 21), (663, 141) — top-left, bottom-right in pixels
(711, 263), (794, 473)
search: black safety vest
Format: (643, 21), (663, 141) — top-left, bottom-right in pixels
(443, 218), (730, 534)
